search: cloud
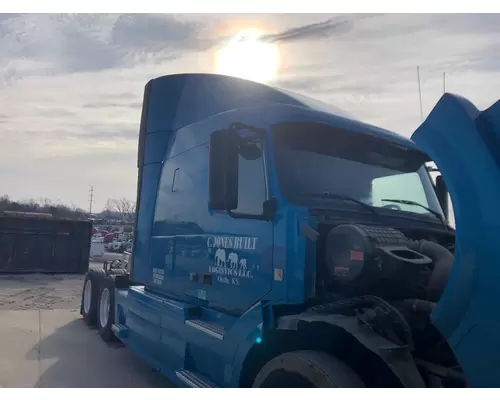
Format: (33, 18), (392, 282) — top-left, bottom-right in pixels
(0, 13), (206, 79)
(110, 14), (204, 52)
(82, 101), (142, 109)
(275, 14), (500, 133)
(260, 14), (377, 44)
(0, 13), (499, 210)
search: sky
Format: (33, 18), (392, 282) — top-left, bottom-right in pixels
(0, 13), (499, 211)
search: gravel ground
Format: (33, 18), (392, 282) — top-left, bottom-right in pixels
(0, 274), (85, 311)
(0, 261), (112, 311)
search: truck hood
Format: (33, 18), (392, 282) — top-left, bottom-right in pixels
(411, 93), (500, 388)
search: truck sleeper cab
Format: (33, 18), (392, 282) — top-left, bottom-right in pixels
(80, 73), (499, 388)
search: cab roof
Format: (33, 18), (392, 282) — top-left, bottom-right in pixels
(143, 73), (418, 149)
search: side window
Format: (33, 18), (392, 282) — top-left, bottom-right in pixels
(234, 140), (267, 215)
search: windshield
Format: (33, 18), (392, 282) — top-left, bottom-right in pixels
(272, 122), (444, 220)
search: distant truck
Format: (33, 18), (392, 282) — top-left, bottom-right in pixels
(80, 73), (500, 387)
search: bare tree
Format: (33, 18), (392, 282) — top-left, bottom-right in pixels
(104, 197), (136, 221)
(0, 194), (87, 219)
(114, 198), (136, 220)
(0, 195), (10, 212)
(38, 197), (53, 207)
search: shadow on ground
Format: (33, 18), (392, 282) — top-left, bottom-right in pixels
(25, 316), (173, 388)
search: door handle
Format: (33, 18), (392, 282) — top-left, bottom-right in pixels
(171, 168), (180, 192)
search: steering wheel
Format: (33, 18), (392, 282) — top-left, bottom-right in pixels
(382, 204), (401, 211)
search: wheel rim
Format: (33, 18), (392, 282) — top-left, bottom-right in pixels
(83, 280), (92, 314)
(99, 288), (111, 328)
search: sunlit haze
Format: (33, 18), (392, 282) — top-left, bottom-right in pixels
(0, 14), (499, 211)
(214, 28), (280, 83)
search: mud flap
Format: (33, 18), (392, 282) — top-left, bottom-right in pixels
(411, 93), (500, 388)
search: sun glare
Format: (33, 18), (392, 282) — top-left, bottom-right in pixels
(214, 29), (280, 84)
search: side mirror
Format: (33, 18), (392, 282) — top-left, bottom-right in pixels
(435, 175), (449, 219)
(208, 129), (239, 211)
(239, 142), (262, 161)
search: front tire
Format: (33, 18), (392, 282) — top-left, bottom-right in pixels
(253, 350), (365, 388)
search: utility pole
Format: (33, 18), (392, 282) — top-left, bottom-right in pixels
(417, 66), (424, 122)
(89, 186), (94, 216)
(443, 71), (446, 94)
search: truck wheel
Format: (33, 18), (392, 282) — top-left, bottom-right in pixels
(252, 351), (365, 388)
(97, 276), (117, 342)
(80, 269), (106, 326)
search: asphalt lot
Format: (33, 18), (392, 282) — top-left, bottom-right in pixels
(0, 255), (173, 388)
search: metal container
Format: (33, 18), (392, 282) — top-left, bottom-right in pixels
(0, 213), (92, 274)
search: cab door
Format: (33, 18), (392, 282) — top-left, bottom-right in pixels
(411, 93), (500, 388)
(177, 134), (274, 315)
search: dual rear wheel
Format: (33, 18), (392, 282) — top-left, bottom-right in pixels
(81, 269), (124, 342)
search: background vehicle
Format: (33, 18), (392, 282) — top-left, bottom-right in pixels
(103, 232), (119, 244)
(80, 73), (499, 388)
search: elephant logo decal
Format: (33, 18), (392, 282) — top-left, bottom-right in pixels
(211, 246), (250, 281)
(215, 248), (226, 267)
(228, 252), (239, 269)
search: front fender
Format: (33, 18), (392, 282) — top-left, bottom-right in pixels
(411, 94), (500, 388)
(277, 313), (426, 387)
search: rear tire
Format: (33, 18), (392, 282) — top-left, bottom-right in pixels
(253, 350), (365, 388)
(97, 276), (117, 342)
(80, 269), (106, 326)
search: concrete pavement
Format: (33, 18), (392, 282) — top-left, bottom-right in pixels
(0, 277), (173, 387)
(0, 255), (172, 388)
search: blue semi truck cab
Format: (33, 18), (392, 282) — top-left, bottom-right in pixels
(81, 73), (500, 388)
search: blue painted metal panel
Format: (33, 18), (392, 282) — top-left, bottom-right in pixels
(132, 163), (163, 284)
(143, 73), (349, 134)
(411, 93), (500, 388)
(143, 131), (171, 165)
(115, 283), (264, 387)
(150, 124), (274, 314)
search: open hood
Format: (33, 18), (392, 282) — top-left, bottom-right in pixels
(411, 93), (500, 388)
